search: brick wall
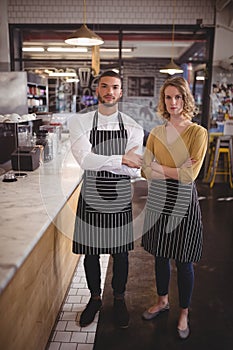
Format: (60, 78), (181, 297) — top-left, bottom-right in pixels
(121, 60), (168, 132)
(8, 0), (214, 25)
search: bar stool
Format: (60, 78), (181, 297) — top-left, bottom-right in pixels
(205, 136), (217, 182)
(209, 135), (233, 188)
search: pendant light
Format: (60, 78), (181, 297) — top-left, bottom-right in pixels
(159, 0), (183, 75)
(65, 0), (104, 46)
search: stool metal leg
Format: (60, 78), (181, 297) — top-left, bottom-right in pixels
(210, 151), (220, 188)
(210, 148), (233, 188)
(209, 138), (220, 188)
(227, 149), (233, 188)
(204, 146), (215, 182)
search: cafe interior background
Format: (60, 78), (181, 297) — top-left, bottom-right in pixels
(0, 1), (233, 349)
(0, 0), (233, 141)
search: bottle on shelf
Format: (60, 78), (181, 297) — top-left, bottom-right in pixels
(27, 74), (48, 113)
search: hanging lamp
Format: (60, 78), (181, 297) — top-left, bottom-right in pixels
(159, 0), (183, 75)
(159, 59), (183, 75)
(65, 0), (104, 46)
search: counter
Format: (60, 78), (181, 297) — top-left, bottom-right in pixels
(0, 134), (83, 350)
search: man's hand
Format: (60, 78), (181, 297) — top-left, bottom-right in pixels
(122, 146), (143, 169)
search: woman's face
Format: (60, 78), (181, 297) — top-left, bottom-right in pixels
(164, 85), (184, 116)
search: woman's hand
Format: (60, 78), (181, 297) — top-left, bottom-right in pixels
(150, 160), (163, 173)
(146, 157), (196, 181)
(181, 157), (196, 168)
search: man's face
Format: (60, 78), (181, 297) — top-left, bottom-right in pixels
(96, 76), (122, 107)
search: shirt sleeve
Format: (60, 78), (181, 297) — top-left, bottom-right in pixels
(69, 115), (123, 171)
(68, 113), (143, 177)
(111, 120), (144, 177)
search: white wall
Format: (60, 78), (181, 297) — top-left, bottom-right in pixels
(0, 0), (10, 70)
(7, 0), (233, 66)
(7, 0), (214, 25)
(213, 1), (233, 65)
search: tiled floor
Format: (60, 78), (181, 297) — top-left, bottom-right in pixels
(46, 254), (110, 350)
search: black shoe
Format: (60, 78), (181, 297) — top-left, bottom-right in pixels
(79, 298), (102, 327)
(113, 298), (129, 329)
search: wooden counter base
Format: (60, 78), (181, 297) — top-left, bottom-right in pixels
(0, 185), (81, 350)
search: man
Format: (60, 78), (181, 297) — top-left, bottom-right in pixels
(69, 70), (143, 329)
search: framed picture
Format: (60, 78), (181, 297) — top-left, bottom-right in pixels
(127, 77), (154, 97)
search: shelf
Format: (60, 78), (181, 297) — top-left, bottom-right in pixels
(27, 74), (48, 113)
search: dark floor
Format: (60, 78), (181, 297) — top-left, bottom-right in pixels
(93, 179), (233, 350)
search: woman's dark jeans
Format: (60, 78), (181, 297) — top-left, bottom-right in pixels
(155, 256), (194, 308)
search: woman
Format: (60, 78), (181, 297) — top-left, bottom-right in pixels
(141, 76), (207, 339)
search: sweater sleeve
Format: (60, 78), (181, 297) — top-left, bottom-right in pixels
(178, 126), (208, 183)
(141, 130), (156, 179)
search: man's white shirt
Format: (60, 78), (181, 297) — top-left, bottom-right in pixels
(68, 110), (144, 178)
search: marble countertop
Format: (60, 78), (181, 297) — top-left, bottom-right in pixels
(0, 135), (83, 294)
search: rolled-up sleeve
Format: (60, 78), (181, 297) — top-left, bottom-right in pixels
(68, 112), (143, 177)
(69, 115), (123, 171)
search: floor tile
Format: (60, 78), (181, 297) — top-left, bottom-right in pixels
(77, 344), (94, 350)
(54, 331), (72, 342)
(47, 342), (61, 350)
(60, 343), (78, 350)
(70, 331), (87, 343)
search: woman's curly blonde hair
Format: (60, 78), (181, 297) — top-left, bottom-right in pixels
(157, 76), (198, 120)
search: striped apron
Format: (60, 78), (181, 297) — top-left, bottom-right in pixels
(142, 179), (203, 262)
(73, 111), (134, 255)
